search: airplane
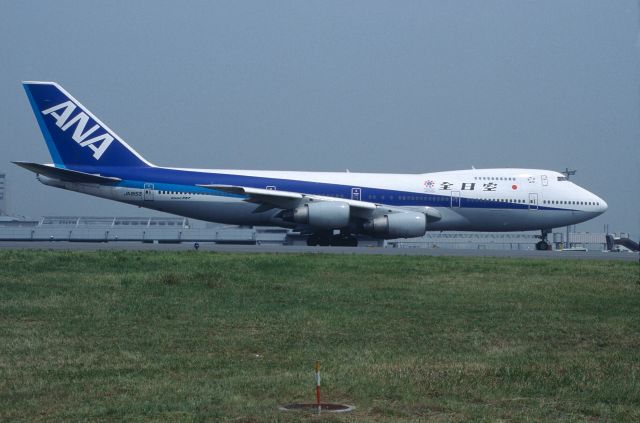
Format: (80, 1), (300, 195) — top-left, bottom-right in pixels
(15, 81), (608, 249)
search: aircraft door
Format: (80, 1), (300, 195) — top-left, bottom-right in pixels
(351, 187), (361, 201)
(144, 183), (154, 201)
(528, 193), (538, 210)
(541, 175), (548, 186)
(451, 191), (461, 207)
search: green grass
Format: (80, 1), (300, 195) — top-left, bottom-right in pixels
(0, 250), (638, 422)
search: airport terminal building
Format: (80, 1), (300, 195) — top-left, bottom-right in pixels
(0, 172), (5, 216)
(0, 214), (635, 252)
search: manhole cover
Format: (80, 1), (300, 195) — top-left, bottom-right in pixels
(279, 403), (355, 413)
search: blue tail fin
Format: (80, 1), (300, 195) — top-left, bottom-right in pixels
(23, 82), (153, 168)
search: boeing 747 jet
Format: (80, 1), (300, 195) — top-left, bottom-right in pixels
(15, 82), (607, 249)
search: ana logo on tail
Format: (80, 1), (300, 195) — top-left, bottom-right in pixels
(41, 100), (113, 160)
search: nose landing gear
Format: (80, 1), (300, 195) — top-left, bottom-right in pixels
(535, 229), (551, 250)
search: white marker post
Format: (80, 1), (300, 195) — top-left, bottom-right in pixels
(315, 361), (321, 413)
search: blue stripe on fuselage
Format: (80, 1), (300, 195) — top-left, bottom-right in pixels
(115, 179), (243, 198)
(76, 165), (569, 211)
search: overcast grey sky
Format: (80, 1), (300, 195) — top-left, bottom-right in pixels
(1, 1), (638, 237)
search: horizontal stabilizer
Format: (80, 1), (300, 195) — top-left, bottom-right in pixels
(13, 161), (121, 184)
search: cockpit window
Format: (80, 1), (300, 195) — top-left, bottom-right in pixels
(557, 176), (568, 181)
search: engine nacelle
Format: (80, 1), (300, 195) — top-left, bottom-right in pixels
(286, 201), (350, 229)
(363, 211), (427, 238)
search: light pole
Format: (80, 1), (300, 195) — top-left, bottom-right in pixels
(562, 168), (576, 248)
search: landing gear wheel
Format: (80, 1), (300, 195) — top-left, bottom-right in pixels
(308, 232), (357, 247)
(535, 240), (549, 251)
(535, 229), (552, 251)
(329, 235), (358, 247)
(306, 235), (319, 246)
(330, 235), (344, 246)
(317, 234), (331, 246)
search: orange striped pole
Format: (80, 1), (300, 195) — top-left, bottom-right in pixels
(315, 361), (321, 412)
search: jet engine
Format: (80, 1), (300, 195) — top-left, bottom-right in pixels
(363, 211), (427, 238)
(282, 201), (350, 229)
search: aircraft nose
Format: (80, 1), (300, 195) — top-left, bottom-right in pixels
(596, 196), (608, 213)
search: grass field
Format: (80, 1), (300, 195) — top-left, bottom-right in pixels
(0, 250), (638, 422)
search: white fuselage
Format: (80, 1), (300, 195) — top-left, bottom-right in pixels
(40, 167), (607, 233)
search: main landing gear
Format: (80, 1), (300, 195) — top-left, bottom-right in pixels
(306, 231), (358, 247)
(535, 229), (551, 251)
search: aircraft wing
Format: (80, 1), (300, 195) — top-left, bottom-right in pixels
(13, 161), (122, 184)
(197, 184), (443, 222)
(198, 184), (377, 214)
